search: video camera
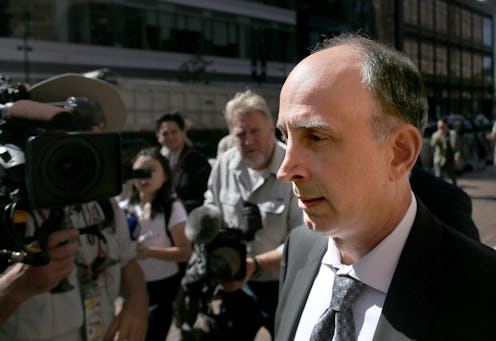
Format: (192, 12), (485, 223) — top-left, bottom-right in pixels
(175, 203), (264, 337)
(182, 205), (247, 284)
(0, 79), (125, 272)
(0, 87), (122, 209)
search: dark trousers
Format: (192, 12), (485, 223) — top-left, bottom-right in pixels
(216, 281), (279, 341)
(146, 272), (182, 341)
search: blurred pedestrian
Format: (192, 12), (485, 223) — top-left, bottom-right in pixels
(216, 133), (235, 158)
(120, 147), (191, 341)
(201, 89), (302, 341)
(410, 164), (479, 241)
(155, 112), (211, 213)
(430, 118), (461, 185)
(486, 118), (496, 165)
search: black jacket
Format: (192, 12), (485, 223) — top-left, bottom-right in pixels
(173, 145), (211, 213)
(275, 200), (496, 340)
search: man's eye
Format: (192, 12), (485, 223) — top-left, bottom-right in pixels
(310, 134), (324, 141)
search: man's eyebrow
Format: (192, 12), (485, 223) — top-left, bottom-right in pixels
(294, 118), (328, 130)
(283, 118), (329, 130)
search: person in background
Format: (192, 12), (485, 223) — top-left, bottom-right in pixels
(410, 163), (480, 241)
(274, 34), (496, 341)
(216, 133), (235, 158)
(203, 89), (302, 340)
(156, 112), (211, 213)
(120, 147), (191, 341)
(486, 117), (496, 165)
(0, 73), (149, 341)
(430, 118), (461, 185)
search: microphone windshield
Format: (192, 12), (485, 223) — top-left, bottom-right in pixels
(185, 205), (222, 244)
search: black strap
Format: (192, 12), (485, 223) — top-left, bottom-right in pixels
(163, 200), (174, 245)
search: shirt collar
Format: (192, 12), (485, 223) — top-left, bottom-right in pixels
(323, 192), (417, 294)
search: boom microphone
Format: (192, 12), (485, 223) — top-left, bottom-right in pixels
(185, 205), (222, 244)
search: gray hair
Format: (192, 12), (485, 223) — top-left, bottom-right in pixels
(314, 34), (429, 140)
(224, 89), (273, 131)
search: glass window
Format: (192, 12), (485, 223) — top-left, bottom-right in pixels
(461, 9), (471, 41)
(473, 14), (482, 44)
(461, 51), (472, 80)
(420, 0), (434, 30)
(144, 10), (159, 50)
(420, 42), (434, 75)
(483, 17), (492, 47)
(435, 45), (447, 76)
(403, 0), (418, 25)
(89, 4), (114, 46)
(450, 48), (460, 79)
(159, 12), (173, 50)
(403, 39), (419, 67)
(483, 56), (492, 85)
(122, 7), (144, 49)
(473, 54), (482, 85)
(449, 4), (460, 39)
(435, 0), (447, 34)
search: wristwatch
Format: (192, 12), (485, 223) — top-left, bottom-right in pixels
(251, 256), (262, 278)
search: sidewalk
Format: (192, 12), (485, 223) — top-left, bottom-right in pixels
(457, 165), (496, 248)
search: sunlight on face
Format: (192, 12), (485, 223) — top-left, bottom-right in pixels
(231, 110), (275, 171)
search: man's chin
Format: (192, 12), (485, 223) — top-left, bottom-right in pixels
(304, 215), (333, 235)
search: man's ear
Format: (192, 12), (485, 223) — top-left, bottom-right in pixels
(389, 124), (422, 181)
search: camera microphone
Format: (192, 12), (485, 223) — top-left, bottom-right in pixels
(185, 205), (222, 244)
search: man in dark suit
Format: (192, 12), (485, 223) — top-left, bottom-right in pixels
(410, 164), (480, 241)
(275, 34), (496, 340)
(156, 112), (211, 213)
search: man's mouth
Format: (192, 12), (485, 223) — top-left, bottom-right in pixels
(298, 197), (324, 209)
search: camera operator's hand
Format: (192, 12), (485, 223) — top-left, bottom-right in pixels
(16, 229), (79, 294)
(220, 256), (258, 292)
(219, 249), (283, 293)
(104, 260), (148, 341)
(0, 229), (79, 323)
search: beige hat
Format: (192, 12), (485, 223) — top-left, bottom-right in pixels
(29, 73), (127, 131)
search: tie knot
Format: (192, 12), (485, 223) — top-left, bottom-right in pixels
(329, 275), (364, 312)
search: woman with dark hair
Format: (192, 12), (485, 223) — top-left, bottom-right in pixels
(120, 147), (191, 341)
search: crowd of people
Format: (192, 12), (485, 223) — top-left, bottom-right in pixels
(1, 33), (496, 341)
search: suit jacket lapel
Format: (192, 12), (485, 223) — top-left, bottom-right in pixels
(373, 199), (442, 340)
(277, 227), (328, 340)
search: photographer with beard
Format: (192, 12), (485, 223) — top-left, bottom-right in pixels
(200, 90), (301, 340)
(0, 74), (148, 341)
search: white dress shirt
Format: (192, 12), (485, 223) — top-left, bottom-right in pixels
(295, 192), (417, 341)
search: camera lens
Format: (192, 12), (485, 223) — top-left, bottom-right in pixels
(24, 132), (121, 208)
(39, 136), (102, 198)
(45, 141), (98, 191)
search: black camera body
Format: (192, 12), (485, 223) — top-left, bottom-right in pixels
(25, 132), (122, 208)
(204, 228), (246, 282)
(0, 80), (124, 272)
(0, 120), (122, 209)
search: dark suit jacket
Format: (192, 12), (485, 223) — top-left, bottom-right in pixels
(410, 165), (480, 241)
(275, 200), (496, 340)
(173, 145), (211, 213)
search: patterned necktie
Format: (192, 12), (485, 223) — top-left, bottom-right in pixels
(310, 274), (364, 341)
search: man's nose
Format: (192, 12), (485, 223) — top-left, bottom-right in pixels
(277, 143), (304, 182)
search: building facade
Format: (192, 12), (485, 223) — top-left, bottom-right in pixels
(0, 0), (494, 135)
(0, 0), (296, 86)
